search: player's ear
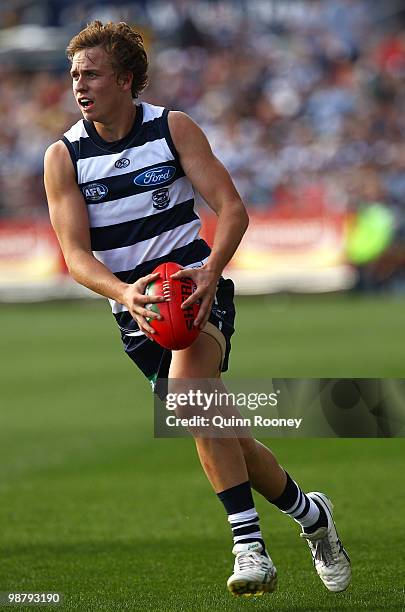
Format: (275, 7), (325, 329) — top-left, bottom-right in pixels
(117, 71), (133, 92)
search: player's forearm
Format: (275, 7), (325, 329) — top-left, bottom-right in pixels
(66, 249), (128, 304)
(206, 202), (249, 274)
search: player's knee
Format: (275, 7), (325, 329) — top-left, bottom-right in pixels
(169, 332), (223, 379)
(167, 378), (198, 419)
(172, 401), (196, 420)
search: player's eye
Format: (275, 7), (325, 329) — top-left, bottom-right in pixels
(71, 72), (97, 80)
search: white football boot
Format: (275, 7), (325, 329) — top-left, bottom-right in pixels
(227, 541), (277, 597)
(301, 492), (351, 592)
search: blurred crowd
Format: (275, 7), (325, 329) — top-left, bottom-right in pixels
(0, 0), (404, 239)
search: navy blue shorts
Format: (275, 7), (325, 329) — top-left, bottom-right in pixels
(114, 277), (236, 386)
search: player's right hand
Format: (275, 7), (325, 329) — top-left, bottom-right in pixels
(122, 272), (165, 335)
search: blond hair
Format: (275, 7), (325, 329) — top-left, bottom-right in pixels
(66, 20), (148, 98)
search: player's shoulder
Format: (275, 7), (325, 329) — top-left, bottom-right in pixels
(44, 139), (70, 165)
(44, 139), (77, 185)
(141, 101), (193, 128)
(167, 110), (194, 126)
(167, 111), (200, 140)
(140, 101), (196, 134)
(167, 111), (207, 155)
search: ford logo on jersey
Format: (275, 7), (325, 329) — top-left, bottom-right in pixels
(134, 165), (176, 187)
(82, 183), (108, 201)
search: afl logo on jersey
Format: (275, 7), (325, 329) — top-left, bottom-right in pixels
(115, 158), (130, 169)
(134, 165), (176, 187)
(82, 183), (108, 202)
(152, 188), (170, 209)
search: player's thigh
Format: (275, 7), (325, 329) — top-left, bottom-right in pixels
(169, 330), (222, 379)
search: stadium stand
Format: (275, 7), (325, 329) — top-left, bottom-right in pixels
(0, 0), (404, 293)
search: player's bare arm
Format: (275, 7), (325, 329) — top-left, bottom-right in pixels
(168, 111), (249, 328)
(44, 140), (163, 334)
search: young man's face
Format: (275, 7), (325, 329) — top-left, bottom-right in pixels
(70, 46), (130, 122)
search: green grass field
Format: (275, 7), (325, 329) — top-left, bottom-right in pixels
(0, 295), (404, 610)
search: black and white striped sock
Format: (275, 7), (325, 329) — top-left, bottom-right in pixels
(217, 481), (266, 552)
(269, 472), (327, 533)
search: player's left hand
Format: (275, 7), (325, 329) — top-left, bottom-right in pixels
(171, 265), (221, 330)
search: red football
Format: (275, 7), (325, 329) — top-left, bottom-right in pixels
(144, 262), (200, 350)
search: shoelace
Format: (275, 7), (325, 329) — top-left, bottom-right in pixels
(237, 553), (264, 571)
(313, 535), (340, 567)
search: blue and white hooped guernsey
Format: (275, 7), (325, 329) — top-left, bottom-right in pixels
(62, 102), (211, 321)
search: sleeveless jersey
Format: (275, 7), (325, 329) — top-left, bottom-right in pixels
(62, 102), (211, 318)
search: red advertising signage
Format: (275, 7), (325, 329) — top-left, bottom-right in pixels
(0, 220), (64, 284)
(199, 189), (352, 292)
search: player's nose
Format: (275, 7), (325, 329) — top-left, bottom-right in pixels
(75, 76), (88, 92)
